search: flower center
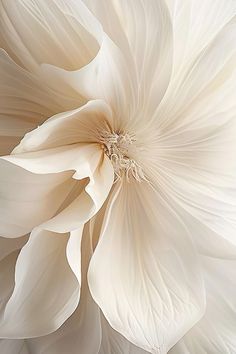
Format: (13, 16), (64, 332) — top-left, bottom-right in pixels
(100, 131), (146, 182)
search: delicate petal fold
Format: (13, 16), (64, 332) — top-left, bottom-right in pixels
(166, 0), (236, 77)
(0, 0), (101, 71)
(0, 50), (77, 156)
(169, 255), (236, 353)
(0, 229), (79, 338)
(0, 158), (72, 238)
(26, 222), (101, 354)
(152, 20), (236, 132)
(89, 180), (205, 353)
(2, 142), (114, 234)
(85, 0), (173, 124)
(13, 100), (113, 153)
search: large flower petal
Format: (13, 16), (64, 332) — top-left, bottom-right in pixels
(166, 0), (236, 77)
(13, 100), (113, 153)
(88, 180), (205, 353)
(169, 255), (236, 353)
(0, 229), (79, 338)
(0, 0), (101, 72)
(0, 158), (73, 238)
(152, 20), (236, 132)
(25, 223), (101, 354)
(0, 50), (77, 156)
(2, 142), (114, 234)
(85, 0), (173, 123)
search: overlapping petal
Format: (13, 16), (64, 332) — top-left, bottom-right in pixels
(0, 50), (78, 156)
(89, 180), (205, 353)
(0, 0), (101, 72)
(169, 254), (236, 353)
(0, 229), (80, 338)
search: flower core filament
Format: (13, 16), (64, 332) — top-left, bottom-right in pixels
(100, 131), (146, 182)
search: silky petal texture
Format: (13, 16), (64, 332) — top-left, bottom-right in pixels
(13, 100), (113, 153)
(99, 315), (149, 354)
(84, 0), (173, 124)
(0, 340), (29, 354)
(165, 0), (236, 77)
(169, 255), (236, 354)
(0, 0), (101, 72)
(25, 223), (102, 354)
(3, 142), (114, 233)
(146, 20), (236, 133)
(89, 180), (205, 353)
(40, 33), (136, 130)
(0, 158), (73, 238)
(0, 229), (80, 338)
(0, 49), (80, 156)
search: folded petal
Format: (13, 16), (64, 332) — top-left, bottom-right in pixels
(26, 222), (101, 354)
(85, 0), (173, 123)
(166, 0), (236, 77)
(0, 229), (80, 338)
(0, 158), (73, 238)
(40, 33), (136, 130)
(0, 0), (101, 72)
(13, 100), (113, 153)
(0, 49), (79, 156)
(169, 254), (236, 353)
(89, 180), (205, 353)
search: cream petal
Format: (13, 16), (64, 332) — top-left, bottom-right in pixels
(146, 114), (236, 247)
(42, 154), (114, 233)
(169, 255), (236, 353)
(0, 158), (74, 238)
(26, 222), (101, 354)
(0, 49), (80, 156)
(0, 0), (101, 72)
(84, 0), (173, 124)
(0, 339), (29, 354)
(88, 180), (205, 353)
(166, 0), (236, 77)
(99, 314), (149, 354)
(13, 100), (113, 153)
(40, 33), (136, 130)
(0, 229), (80, 338)
(1, 143), (113, 237)
(152, 20), (236, 132)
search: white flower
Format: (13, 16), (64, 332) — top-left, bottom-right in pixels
(0, 0), (236, 353)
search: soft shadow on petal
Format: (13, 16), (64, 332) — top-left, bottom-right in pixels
(25, 223), (102, 354)
(0, 0), (101, 71)
(0, 50), (78, 156)
(13, 100), (113, 153)
(169, 253), (236, 353)
(84, 0), (173, 125)
(88, 179), (205, 353)
(0, 229), (80, 338)
(151, 20), (236, 132)
(0, 158), (73, 238)
(40, 33), (137, 130)
(165, 0), (236, 78)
